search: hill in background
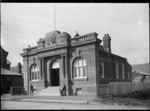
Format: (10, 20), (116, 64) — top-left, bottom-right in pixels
(132, 63), (149, 74)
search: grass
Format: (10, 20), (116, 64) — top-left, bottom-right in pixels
(94, 89), (150, 107)
(112, 89), (150, 100)
(94, 97), (150, 107)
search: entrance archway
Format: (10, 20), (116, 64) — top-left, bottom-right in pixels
(51, 61), (60, 86)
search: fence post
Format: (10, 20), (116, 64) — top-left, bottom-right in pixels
(11, 86), (14, 96)
(10, 86), (12, 96)
(109, 82), (111, 96)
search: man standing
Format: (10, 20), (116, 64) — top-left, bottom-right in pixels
(30, 84), (34, 94)
(62, 83), (66, 95)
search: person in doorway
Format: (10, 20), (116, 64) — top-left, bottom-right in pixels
(62, 83), (66, 95)
(30, 84), (34, 94)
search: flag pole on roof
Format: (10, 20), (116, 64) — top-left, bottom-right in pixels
(54, 5), (56, 31)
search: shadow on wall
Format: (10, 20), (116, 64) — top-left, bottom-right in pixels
(67, 81), (83, 96)
(68, 81), (74, 95)
(45, 81), (51, 88)
(74, 88), (82, 95)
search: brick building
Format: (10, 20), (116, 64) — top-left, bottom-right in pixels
(1, 45), (11, 70)
(21, 30), (132, 96)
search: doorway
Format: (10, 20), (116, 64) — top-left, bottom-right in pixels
(51, 68), (60, 86)
(6, 78), (11, 93)
(51, 62), (60, 86)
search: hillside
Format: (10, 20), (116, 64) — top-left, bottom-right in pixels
(132, 63), (149, 74)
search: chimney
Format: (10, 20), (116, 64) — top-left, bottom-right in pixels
(17, 62), (22, 73)
(102, 33), (111, 53)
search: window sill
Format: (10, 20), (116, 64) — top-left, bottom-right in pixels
(30, 80), (40, 82)
(72, 77), (88, 81)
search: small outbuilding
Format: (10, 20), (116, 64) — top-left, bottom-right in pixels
(1, 68), (23, 94)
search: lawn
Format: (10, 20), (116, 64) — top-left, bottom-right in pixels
(94, 97), (150, 107)
(94, 89), (150, 108)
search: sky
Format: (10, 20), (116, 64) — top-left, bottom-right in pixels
(1, 3), (149, 66)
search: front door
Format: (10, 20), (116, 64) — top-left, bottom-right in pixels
(51, 62), (60, 86)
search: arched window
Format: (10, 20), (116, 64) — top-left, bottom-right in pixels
(30, 65), (40, 81)
(73, 58), (87, 78)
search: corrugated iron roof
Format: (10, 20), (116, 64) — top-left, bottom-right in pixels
(1, 68), (23, 76)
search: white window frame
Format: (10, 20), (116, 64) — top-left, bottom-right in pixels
(73, 58), (87, 78)
(122, 63), (125, 79)
(30, 65), (40, 81)
(116, 62), (119, 79)
(101, 62), (105, 78)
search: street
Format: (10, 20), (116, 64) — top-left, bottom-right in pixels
(1, 100), (149, 110)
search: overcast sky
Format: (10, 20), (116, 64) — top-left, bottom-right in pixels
(1, 3), (149, 66)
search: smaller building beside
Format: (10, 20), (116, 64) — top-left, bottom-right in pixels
(1, 45), (11, 70)
(1, 68), (23, 94)
(1, 45), (23, 95)
(132, 71), (149, 82)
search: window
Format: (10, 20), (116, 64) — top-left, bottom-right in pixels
(101, 62), (105, 78)
(128, 72), (130, 79)
(122, 63), (125, 79)
(116, 62), (119, 79)
(73, 58), (87, 78)
(30, 65), (40, 81)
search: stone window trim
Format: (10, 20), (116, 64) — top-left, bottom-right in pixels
(72, 57), (87, 79)
(30, 64), (40, 81)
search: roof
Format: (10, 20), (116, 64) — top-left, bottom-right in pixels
(132, 71), (149, 75)
(10, 67), (18, 72)
(1, 68), (22, 76)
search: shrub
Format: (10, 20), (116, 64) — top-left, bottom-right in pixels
(114, 89), (150, 100)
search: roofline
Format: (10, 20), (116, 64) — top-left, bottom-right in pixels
(71, 32), (98, 40)
(23, 46), (38, 50)
(99, 50), (127, 61)
(133, 71), (150, 75)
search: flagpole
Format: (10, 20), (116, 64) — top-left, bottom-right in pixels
(54, 5), (56, 30)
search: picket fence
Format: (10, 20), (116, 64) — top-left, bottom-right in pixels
(98, 81), (150, 96)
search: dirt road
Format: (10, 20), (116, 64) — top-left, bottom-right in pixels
(1, 100), (149, 110)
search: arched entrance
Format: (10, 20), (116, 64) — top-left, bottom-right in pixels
(51, 61), (60, 86)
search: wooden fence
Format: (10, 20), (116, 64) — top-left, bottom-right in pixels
(10, 86), (24, 95)
(98, 84), (110, 97)
(98, 81), (150, 97)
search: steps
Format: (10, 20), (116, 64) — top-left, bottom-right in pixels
(36, 86), (60, 96)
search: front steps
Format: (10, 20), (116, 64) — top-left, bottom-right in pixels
(36, 86), (60, 96)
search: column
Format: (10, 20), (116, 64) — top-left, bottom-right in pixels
(60, 55), (65, 79)
(65, 54), (67, 80)
(63, 55), (66, 78)
(39, 58), (42, 80)
(41, 58), (44, 80)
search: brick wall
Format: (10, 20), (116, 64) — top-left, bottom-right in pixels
(69, 44), (97, 96)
